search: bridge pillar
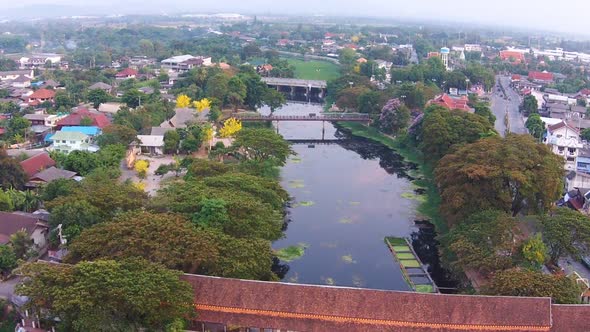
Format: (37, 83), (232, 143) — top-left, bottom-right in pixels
(322, 120), (325, 140)
(276, 121), (279, 134)
(290, 86), (295, 96)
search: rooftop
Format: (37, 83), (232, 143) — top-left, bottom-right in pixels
(60, 126), (101, 136)
(50, 131), (89, 141)
(19, 152), (55, 178)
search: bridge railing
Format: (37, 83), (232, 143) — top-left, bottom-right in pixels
(235, 113), (370, 121)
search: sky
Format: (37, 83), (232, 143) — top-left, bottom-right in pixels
(3, 0), (589, 35)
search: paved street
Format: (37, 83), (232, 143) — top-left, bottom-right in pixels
(0, 277), (21, 300)
(490, 75), (527, 136)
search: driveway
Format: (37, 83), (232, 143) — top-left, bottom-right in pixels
(0, 277), (21, 300)
(120, 155), (179, 196)
(490, 75), (527, 136)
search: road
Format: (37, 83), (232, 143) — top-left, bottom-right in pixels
(0, 277), (21, 300)
(490, 75), (527, 136)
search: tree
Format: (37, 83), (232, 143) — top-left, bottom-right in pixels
(48, 200), (102, 241)
(541, 208), (590, 264)
(87, 88), (109, 109)
(54, 90), (75, 110)
(207, 234), (275, 280)
(0, 190), (13, 211)
(134, 160), (149, 179)
(122, 89), (142, 108)
(435, 135), (564, 225)
(164, 130), (181, 154)
(6, 116), (31, 141)
(483, 268), (581, 304)
(192, 198), (231, 229)
(176, 94), (191, 108)
(263, 88), (286, 112)
(440, 210), (521, 275)
(232, 128), (294, 166)
(358, 90), (384, 115)
(16, 258), (196, 331)
(474, 102), (496, 124)
(0, 149), (27, 190)
(205, 73), (230, 104)
(379, 98), (410, 135)
(219, 118), (242, 138)
(581, 128), (590, 142)
(227, 76), (247, 110)
(96, 124), (137, 147)
(10, 230), (33, 260)
(193, 98), (211, 112)
(525, 113), (545, 141)
(41, 178), (78, 202)
(62, 150), (100, 175)
(522, 95), (539, 115)
(419, 108), (494, 161)
(339, 48), (357, 73)
(66, 212), (218, 273)
(521, 233), (548, 268)
(0, 245), (16, 276)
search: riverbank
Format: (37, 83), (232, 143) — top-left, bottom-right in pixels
(337, 122), (447, 234)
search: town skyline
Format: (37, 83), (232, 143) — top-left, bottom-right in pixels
(2, 0), (589, 37)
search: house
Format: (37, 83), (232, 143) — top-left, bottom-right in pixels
(60, 126), (101, 139)
(160, 108), (209, 128)
(150, 127), (174, 136)
(528, 71), (554, 84)
(115, 68), (138, 79)
(48, 131), (99, 154)
(11, 75), (31, 88)
(499, 50), (526, 63)
(256, 64), (273, 76)
(135, 135), (164, 155)
(24, 113), (66, 128)
(88, 82), (113, 93)
(19, 54), (61, 69)
(544, 121), (583, 171)
(55, 108), (110, 129)
(427, 94), (473, 112)
(138, 87), (154, 94)
(161, 55), (212, 73)
(98, 102), (123, 115)
(27, 88), (55, 106)
(0, 69), (34, 81)
(19, 152), (56, 178)
(0, 212), (49, 251)
(27, 166), (77, 187)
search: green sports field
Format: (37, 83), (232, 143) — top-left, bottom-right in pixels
(286, 58), (340, 81)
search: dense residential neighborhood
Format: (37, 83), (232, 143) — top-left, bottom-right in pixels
(0, 3), (589, 331)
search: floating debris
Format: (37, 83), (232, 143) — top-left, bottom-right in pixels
(341, 254), (357, 264)
(290, 156), (303, 163)
(288, 179), (305, 188)
(287, 273), (299, 283)
(275, 243), (309, 262)
(298, 201), (315, 207)
(352, 275), (365, 287)
(338, 217), (354, 224)
(323, 277), (336, 285)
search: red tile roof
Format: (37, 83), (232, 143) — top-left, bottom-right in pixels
(511, 74), (521, 81)
(182, 274), (553, 331)
(19, 152), (55, 178)
(547, 121), (579, 134)
(56, 108), (111, 128)
(528, 71), (554, 82)
(115, 68), (138, 77)
(429, 94), (472, 112)
(500, 51), (525, 63)
(578, 88), (590, 96)
(28, 88), (55, 100)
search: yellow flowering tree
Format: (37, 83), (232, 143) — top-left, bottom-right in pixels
(193, 98), (211, 113)
(204, 126), (214, 151)
(176, 94), (191, 108)
(134, 160), (150, 179)
(133, 181), (146, 192)
(219, 118), (242, 138)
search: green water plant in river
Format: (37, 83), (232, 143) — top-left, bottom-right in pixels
(288, 179), (305, 188)
(338, 217), (354, 224)
(401, 192), (426, 202)
(323, 277), (336, 285)
(298, 201), (315, 207)
(275, 243), (309, 262)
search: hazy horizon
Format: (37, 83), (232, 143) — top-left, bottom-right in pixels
(2, 0), (588, 37)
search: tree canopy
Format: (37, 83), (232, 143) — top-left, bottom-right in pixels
(541, 208), (590, 264)
(16, 259), (195, 331)
(435, 135), (564, 225)
(232, 128), (294, 167)
(0, 149), (27, 190)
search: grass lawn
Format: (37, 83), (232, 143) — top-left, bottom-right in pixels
(286, 58), (340, 81)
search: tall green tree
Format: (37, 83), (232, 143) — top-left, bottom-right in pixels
(522, 95), (539, 114)
(0, 149), (27, 190)
(435, 135), (564, 225)
(420, 108), (494, 161)
(87, 88), (110, 109)
(541, 208), (590, 264)
(483, 268), (582, 304)
(16, 258), (196, 331)
(232, 128), (294, 166)
(525, 113), (545, 141)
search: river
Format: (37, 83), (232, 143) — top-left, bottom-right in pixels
(260, 103), (428, 291)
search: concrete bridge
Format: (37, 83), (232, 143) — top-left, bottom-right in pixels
(235, 113), (369, 123)
(262, 77), (327, 99)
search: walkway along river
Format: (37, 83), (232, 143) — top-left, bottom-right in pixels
(261, 103), (456, 291)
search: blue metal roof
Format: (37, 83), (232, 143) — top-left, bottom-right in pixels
(44, 133), (54, 142)
(60, 126), (101, 136)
